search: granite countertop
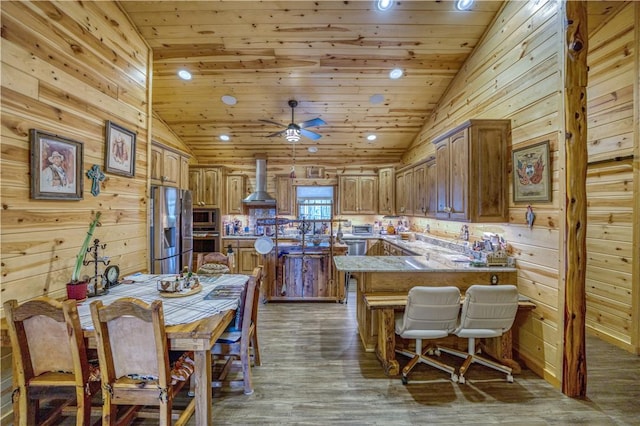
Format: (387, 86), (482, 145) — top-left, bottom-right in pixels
(333, 255), (515, 273)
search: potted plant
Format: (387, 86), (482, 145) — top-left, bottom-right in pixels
(66, 212), (102, 300)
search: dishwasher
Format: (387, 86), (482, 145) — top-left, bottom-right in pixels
(342, 239), (367, 303)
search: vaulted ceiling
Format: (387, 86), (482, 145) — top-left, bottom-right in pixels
(121, 1), (619, 167)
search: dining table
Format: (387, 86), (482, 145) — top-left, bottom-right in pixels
(75, 272), (250, 426)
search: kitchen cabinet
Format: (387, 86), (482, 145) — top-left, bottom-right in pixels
(378, 167), (395, 215)
(278, 253), (337, 300)
(226, 174), (247, 215)
(222, 239), (260, 274)
(338, 175), (378, 214)
(394, 168), (413, 215)
(433, 119), (510, 222)
(275, 174), (294, 216)
(189, 166), (222, 208)
(366, 239), (383, 256)
(150, 143), (183, 187)
(180, 156), (190, 190)
(411, 160), (437, 217)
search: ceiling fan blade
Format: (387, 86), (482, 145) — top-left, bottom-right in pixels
(299, 117), (326, 128)
(259, 119), (287, 128)
(300, 128), (322, 140)
(266, 130), (286, 138)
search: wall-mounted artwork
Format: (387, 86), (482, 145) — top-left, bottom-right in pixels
(513, 140), (551, 203)
(30, 129), (83, 200)
(105, 120), (136, 177)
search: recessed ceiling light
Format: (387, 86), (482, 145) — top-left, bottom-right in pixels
(456, 0), (474, 11)
(376, 0), (393, 11)
(308, 146), (318, 153)
(219, 134), (230, 141)
(389, 68), (403, 79)
(370, 94), (385, 104)
(367, 134), (377, 141)
(221, 95), (237, 105)
(177, 69), (192, 80)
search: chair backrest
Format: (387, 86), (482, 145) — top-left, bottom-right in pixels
(249, 266), (262, 328)
(397, 286), (461, 334)
(4, 297), (90, 386)
(459, 285), (519, 332)
(90, 298), (170, 388)
(198, 252), (229, 267)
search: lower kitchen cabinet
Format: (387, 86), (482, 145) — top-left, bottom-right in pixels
(276, 254), (338, 300)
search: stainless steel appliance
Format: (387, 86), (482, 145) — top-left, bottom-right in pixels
(352, 224), (373, 236)
(344, 239), (367, 256)
(150, 186), (193, 274)
(192, 208), (221, 262)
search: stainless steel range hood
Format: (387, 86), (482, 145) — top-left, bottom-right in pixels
(243, 157), (277, 205)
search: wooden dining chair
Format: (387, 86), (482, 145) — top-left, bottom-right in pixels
(196, 252), (231, 274)
(4, 297), (101, 426)
(90, 297), (195, 425)
(211, 266), (263, 395)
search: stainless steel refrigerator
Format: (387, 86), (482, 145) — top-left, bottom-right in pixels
(150, 186), (193, 274)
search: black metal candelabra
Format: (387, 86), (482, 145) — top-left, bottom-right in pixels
(84, 238), (110, 297)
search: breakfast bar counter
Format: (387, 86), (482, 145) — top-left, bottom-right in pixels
(333, 250), (517, 375)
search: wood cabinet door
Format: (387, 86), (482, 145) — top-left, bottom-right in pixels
(150, 145), (163, 184)
(358, 176), (378, 214)
(162, 150), (180, 186)
(402, 169), (413, 216)
(202, 168), (221, 208)
(425, 160), (437, 218)
(395, 172), (406, 215)
(413, 163), (427, 216)
(237, 247), (258, 275)
(189, 169), (203, 205)
(339, 176), (359, 214)
(276, 175), (294, 216)
(448, 129), (469, 221)
(226, 175), (245, 214)
(180, 156), (190, 190)
(378, 167), (395, 215)
(435, 140), (451, 219)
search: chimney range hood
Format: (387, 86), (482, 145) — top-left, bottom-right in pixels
(243, 157), (277, 205)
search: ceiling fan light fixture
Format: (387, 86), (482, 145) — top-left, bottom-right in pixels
(285, 127), (301, 143)
(456, 0), (474, 11)
(389, 68), (403, 79)
(177, 69), (192, 80)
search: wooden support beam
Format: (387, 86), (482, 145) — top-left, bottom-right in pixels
(562, 0), (588, 398)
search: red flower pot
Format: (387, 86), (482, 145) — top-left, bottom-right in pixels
(66, 281), (88, 301)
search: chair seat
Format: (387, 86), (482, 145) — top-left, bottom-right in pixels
(456, 329), (504, 339)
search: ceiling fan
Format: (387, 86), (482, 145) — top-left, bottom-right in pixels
(260, 100), (326, 142)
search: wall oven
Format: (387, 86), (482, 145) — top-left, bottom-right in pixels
(192, 208), (221, 264)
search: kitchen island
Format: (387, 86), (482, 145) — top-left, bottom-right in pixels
(334, 244), (518, 375)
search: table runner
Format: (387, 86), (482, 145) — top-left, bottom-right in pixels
(76, 274), (249, 330)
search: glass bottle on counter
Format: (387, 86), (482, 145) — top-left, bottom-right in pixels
(386, 221), (395, 235)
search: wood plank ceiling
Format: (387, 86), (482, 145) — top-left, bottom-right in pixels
(121, 1), (505, 166)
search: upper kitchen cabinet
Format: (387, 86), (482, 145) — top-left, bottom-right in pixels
(378, 167), (395, 216)
(189, 166), (223, 208)
(395, 168), (413, 216)
(226, 174), (247, 215)
(413, 162), (428, 217)
(275, 174), (294, 216)
(433, 120), (510, 222)
(150, 143), (188, 188)
(338, 175), (378, 215)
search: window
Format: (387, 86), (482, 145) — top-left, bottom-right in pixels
(296, 186), (333, 220)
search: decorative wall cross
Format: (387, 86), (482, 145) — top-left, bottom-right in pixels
(86, 164), (105, 196)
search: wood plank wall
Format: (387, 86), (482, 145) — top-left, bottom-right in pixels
(0, 2), (151, 422)
(403, 0), (565, 386)
(585, 2), (639, 354)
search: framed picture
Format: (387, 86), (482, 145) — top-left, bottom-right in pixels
(105, 120), (136, 177)
(30, 129), (83, 200)
(512, 140), (551, 203)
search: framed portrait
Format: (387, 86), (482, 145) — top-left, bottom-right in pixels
(30, 129), (83, 200)
(512, 140), (551, 203)
(105, 120), (136, 177)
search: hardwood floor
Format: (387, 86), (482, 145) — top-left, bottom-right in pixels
(53, 290), (640, 425)
(204, 292), (640, 425)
